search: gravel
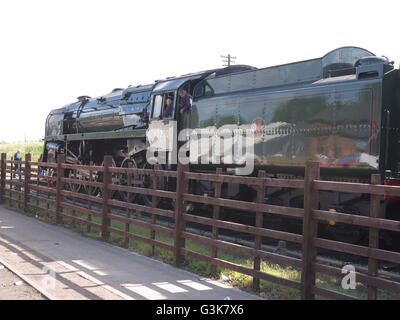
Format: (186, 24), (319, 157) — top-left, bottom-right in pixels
(0, 264), (46, 300)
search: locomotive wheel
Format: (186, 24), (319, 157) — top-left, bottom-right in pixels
(98, 158), (117, 198)
(66, 163), (97, 195)
(141, 162), (157, 207)
(118, 157), (140, 202)
(82, 163), (101, 196)
(141, 162), (176, 210)
(38, 168), (57, 189)
(67, 168), (83, 193)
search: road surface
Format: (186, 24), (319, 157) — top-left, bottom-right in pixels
(0, 205), (262, 300)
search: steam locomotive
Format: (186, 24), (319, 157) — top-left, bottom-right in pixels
(43, 46), (400, 246)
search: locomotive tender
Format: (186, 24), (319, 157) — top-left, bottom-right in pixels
(43, 46), (400, 244)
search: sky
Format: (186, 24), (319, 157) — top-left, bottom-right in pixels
(0, 0), (399, 142)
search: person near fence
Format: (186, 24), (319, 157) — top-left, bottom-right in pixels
(13, 149), (21, 179)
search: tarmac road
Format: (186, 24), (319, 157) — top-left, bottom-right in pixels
(0, 205), (262, 300)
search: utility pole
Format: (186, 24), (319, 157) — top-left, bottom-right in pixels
(221, 54), (236, 67)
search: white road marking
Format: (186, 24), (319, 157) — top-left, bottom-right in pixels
(153, 281), (188, 293)
(177, 280), (212, 291)
(72, 259), (96, 270)
(56, 260), (134, 300)
(121, 283), (168, 300)
(72, 259), (108, 276)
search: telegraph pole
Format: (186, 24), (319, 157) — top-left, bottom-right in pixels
(221, 54), (236, 67)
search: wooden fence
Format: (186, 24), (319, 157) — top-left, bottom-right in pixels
(1, 152), (400, 300)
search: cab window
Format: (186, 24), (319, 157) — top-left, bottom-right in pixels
(194, 81), (214, 99)
(152, 94), (163, 119)
(204, 84), (213, 96)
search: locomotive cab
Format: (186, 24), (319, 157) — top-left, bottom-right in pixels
(146, 65), (266, 167)
(146, 72), (215, 166)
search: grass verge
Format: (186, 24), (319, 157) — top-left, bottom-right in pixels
(0, 141), (43, 162)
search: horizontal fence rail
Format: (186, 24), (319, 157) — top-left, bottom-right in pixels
(0, 152), (400, 300)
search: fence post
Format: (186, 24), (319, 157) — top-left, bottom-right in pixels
(211, 167), (223, 278)
(23, 153), (31, 213)
(151, 164), (159, 256)
(253, 170), (265, 291)
(55, 154), (65, 224)
(101, 155), (113, 241)
(368, 173), (381, 300)
(88, 160), (94, 234)
(301, 161), (320, 300)
(123, 161), (132, 248)
(18, 157), (22, 209)
(173, 161), (189, 267)
(0, 153), (6, 203)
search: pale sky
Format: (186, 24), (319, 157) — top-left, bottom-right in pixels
(0, 0), (399, 142)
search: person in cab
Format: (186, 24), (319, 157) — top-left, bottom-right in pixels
(162, 96), (174, 118)
(178, 87), (192, 130)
